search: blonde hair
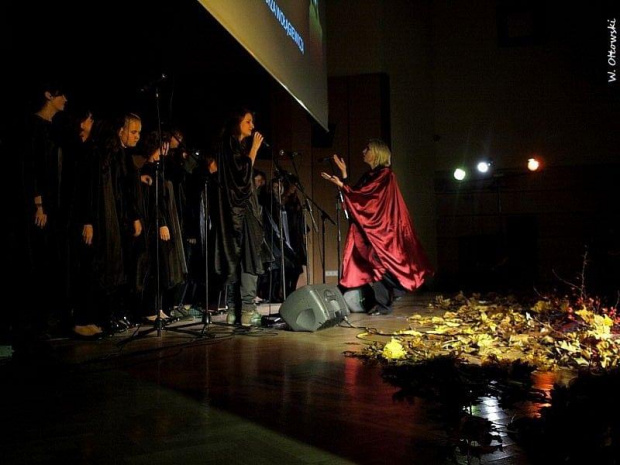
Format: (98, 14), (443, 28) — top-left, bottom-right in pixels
(367, 139), (391, 168)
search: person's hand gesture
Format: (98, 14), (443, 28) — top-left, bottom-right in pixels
(320, 172), (344, 188)
(133, 220), (143, 237)
(248, 131), (264, 164)
(251, 131), (264, 152)
(34, 206), (47, 229)
(160, 141), (170, 157)
(82, 224), (93, 245)
(333, 154), (347, 180)
(159, 226), (170, 241)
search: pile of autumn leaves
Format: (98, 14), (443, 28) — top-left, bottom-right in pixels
(363, 292), (620, 371)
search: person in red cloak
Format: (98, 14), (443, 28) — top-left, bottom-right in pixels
(321, 139), (433, 315)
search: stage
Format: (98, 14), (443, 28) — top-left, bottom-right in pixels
(0, 293), (604, 464)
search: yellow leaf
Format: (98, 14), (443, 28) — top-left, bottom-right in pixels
(532, 301), (552, 313)
(558, 340), (580, 353)
(575, 309), (594, 323)
(509, 334), (530, 346)
(399, 330), (423, 337)
(474, 334), (495, 348)
(382, 338), (407, 360)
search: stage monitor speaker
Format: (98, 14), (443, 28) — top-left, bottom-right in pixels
(343, 285), (376, 313)
(280, 284), (349, 332)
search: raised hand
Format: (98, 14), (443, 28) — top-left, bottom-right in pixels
(251, 131), (264, 151)
(333, 154), (347, 179)
(320, 171), (344, 188)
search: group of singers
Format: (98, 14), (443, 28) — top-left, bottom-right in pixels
(18, 81), (311, 344)
(17, 79), (432, 348)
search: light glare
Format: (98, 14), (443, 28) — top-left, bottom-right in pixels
(476, 161), (490, 173)
(454, 168), (467, 181)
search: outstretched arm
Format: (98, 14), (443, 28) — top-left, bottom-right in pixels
(320, 171), (344, 189)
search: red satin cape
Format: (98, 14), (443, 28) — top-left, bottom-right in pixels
(340, 167), (432, 291)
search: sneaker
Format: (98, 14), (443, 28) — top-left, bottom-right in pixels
(170, 305), (192, 320)
(241, 310), (262, 327)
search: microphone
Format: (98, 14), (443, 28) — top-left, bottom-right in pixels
(278, 149), (301, 158)
(139, 73), (168, 92)
(252, 131), (270, 148)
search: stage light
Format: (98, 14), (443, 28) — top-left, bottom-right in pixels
(453, 168), (467, 181)
(527, 158), (540, 171)
(476, 160), (491, 173)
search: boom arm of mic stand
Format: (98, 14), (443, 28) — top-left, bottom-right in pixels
(301, 191), (335, 225)
(279, 158), (334, 227)
(304, 198), (319, 233)
(337, 188), (349, 220)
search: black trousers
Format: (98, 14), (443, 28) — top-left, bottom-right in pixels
(371, 272), (406, 314)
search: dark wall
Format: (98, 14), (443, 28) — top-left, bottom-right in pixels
(0, 0), (276, 150)
(434, 164), (620, 299)
(432, 0), (620, 170)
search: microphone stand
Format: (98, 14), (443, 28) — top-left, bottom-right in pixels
(120, 84), (213, 347)
(328, 160), (349, 282)
(296, 187), (334, 284)
(302, 198), (315, 285)
(165, 169), (216, 336)
(286, 156), (318, 286)
(286, 151), (335, 284)
(271, 164), (288, 302)
(119, 84), (165, 347)
(335, 189), (349, 281)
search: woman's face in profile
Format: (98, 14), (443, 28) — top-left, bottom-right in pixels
(239, 113), (254, 140)
(362, 145), (374, 167)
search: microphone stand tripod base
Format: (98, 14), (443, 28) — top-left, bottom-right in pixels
(261, 314), (288, 330)
(162, 306), (215, 338)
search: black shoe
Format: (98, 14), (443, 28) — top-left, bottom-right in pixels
(118, 316), (138, 328)
(107, 319), (126, 334)
(367, 306), (392, 316)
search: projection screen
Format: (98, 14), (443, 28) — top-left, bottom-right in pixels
(197, 0), (328, 131)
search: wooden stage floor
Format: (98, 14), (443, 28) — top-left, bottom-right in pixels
(0, 292), (563, 464)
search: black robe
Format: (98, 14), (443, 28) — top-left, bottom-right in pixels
(136, 161), (186, 301)
(87, 143), (143, 292)
(21, 113), (69, 327)
(23, 114), (62, 220)
(212, 138), (265, 285)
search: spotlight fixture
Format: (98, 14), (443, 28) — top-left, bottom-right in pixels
(527, 158), (540, 171)
(453, 168), (467, 181)
(476, 160), (492, 174)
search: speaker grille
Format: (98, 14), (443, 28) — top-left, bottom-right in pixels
(280, 284), (349, 331)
